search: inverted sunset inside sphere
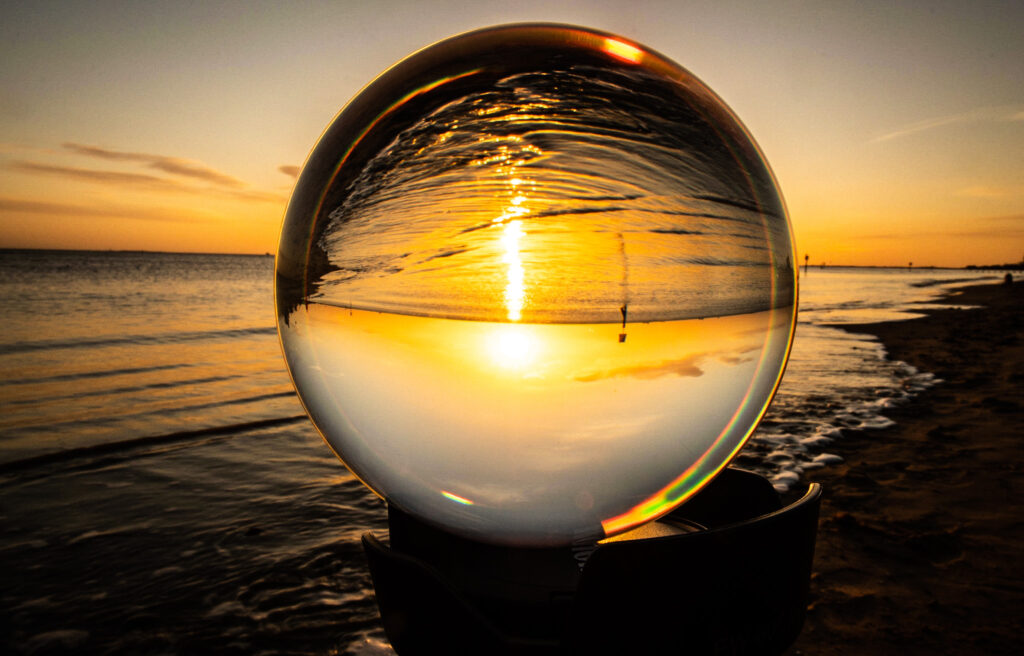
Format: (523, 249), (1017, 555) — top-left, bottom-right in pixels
(276, 24), (797, 546)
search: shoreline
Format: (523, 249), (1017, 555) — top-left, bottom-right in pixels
(789, 281), (1023, 654)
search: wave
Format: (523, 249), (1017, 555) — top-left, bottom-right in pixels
(910, 276), (997, 288)
(0, 415), (308, 474)
(1, 373), (245, 406)
(0, 326), (275, 356)
(288, 60), (794, 324)
(3, 391), (298, 436)
(0, 362), (191, 387)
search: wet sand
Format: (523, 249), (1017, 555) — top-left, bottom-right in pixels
(789, 281), (1023, 655)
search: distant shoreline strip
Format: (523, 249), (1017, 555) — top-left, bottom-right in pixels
(0, 415), (308, 474)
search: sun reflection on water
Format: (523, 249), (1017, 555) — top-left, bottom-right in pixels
(485, 323), (542, 370)
(495, 164), (533, 321)
(500, 220), (525, 321)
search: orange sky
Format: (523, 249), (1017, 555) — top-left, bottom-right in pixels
(1, 1), (1021, 267)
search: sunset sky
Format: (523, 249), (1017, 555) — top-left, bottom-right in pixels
(2, 0), (1021, 267)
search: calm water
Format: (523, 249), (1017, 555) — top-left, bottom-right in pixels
(0, 250), (298, 465)
(280, 31), (793, 328)
(304, 61), (792, 324)
(0, 250), (997, 654)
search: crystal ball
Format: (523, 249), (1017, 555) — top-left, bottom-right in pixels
(276, 24), (797, 546)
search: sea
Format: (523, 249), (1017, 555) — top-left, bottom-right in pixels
(0, 249), (998, 654)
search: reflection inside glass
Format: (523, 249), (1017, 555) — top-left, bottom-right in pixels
(276, 24), (797, 546)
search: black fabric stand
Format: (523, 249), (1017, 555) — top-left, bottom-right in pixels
(363, 468), (821, 655)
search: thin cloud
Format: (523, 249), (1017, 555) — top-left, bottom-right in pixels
(0, 143), (62, 156)
(851, 215), (1024, 241)
(941, 226), (1024, 239)
(872, 106), (1024, 143)
(981, 213), (1024, 225)
(278, 165), (300, 178)
(0, 195), (206, 223)
(955, 185), (1023, 199)
(718, 354), (754, 366)
(574, 354), (704, 382)
(227, 188), (288, 204)
(63, 142), (245, 188)
(11, 161), (186, 191)
(9, 160), (286, 204)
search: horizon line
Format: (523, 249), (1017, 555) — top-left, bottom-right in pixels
(3, 246), (1021, 270)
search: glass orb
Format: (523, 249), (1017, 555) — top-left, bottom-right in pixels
(276, 24), (797, 546)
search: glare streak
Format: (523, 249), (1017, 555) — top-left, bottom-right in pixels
(441, 490), (474, 505)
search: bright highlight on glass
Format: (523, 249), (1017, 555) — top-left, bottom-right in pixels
(276, 24), (797, 546)
(603, 37), (644, 64)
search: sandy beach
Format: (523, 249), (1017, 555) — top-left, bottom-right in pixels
(789, 280), (1023, 655)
